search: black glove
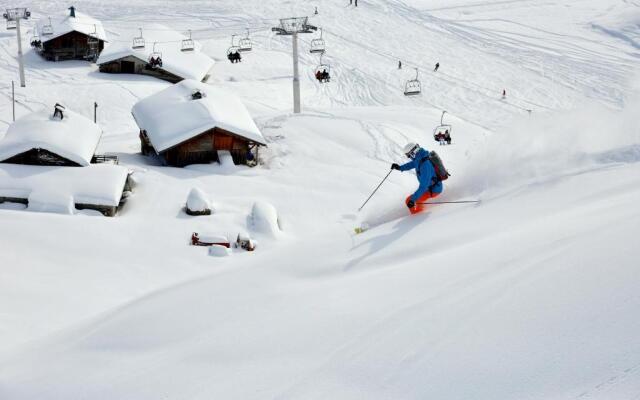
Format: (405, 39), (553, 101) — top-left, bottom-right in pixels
(391, 163), (400, 170)
(407, 199), (415, 209)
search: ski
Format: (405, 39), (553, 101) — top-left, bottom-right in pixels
(354, 222), (370, 235)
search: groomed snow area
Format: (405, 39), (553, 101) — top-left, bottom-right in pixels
(0, 0), (639, 399)
(36, 10), (107, 43)
(0, 107), (102, 166)
(132, 79), (265, 152)
(0, 163), (129, 207)
(97, 24), (214, 82)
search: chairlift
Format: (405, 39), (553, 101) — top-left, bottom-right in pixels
(432, 110), (453, 145)
(148, 42), (163, 68)
(41, 17), (54, 36)
(227, 35), (241, 63)
(30, 34), (42, 48)
(6, 20), (16, 30)
(404, 68), (421, 96)
(84, 25), (100, 61)
(309, 28), (325, 54)
(181, 29), (194, 52)
(87, 24), (99, 45)
(238, 29), (252, 52)
(132, 28), (145, 49)
(314, 53), (331, 83)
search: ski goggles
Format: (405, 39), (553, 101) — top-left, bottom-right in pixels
(405, 146), (420, 159)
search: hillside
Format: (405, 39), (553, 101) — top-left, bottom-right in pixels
(0, 0), (639, 399)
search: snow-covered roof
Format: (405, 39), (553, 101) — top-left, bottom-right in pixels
(0, 107), (102, 167)
(131, 79), (266, 152)
(97, 25), (214, 82)
(36, 10), (107, 43)
(0, 163), (129, 207)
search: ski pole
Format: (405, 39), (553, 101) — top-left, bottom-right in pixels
(358, 169), (393, 211)
(418, 200), (480, 205)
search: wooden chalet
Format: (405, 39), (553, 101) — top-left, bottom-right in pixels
(0, 163), (132, 217)
(0, 104), (102, 167)
(96, 24), (214, 83)
(35, 7), (107, 62)
(132, 80), (266, 167)
(0, 105), (132, 217)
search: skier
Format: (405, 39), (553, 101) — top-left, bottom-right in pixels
(502, 89), (506, 99)
(391, 143), (443, 214)
(398, 60), (402, 69)
(434, 62), (439, 72)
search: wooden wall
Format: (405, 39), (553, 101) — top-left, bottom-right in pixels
(99, 56), (184, 83)
(145, 127), (253, 167)
(2, 148), (81, 167)
(42, 31), (105, 61)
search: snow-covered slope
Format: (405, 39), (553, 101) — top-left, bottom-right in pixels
(0, 0), (638, 399)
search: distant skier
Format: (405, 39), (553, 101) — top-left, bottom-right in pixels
(502, 89), (506, 99)
(398, 60), (402, 69)
(391, 143), (443, 214)
(434, 62), (439, 72)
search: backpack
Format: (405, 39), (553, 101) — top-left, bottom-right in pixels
(427, 151), (450, 181)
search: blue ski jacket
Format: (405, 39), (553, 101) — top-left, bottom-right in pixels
(399, 148), (443, 202)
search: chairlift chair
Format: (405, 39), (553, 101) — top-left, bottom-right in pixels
(87, 24), (99, 45)
(30, 34), (42, 48)
(132, 28), (145, 49)
(238, 29), (252, 52)
(181, 29), (194, 52)
(84, 25), (100, 61)
(314, 53), (331, 83)
(432, 110), (452, 144)
(227, 35), (241, 63)
(148, 42), (163, 68)
(227, 46), (241, 63)
(404, 68), (421, 96)
(6, 20), (16, 30)
(41, 17), (54, 36)
(309, 28), (325, 54)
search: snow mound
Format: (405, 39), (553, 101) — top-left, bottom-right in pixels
(218, 151), (236, 168)
(27, 190), (74, 215)
(208, 245), (231, 257)
(250, 201), (281, 237)
(186, 188), (211, 215)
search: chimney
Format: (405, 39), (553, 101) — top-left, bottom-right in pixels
(53, 103), (66, 120)
(68, 6), (76, 18)
(191, 89), (205, 100)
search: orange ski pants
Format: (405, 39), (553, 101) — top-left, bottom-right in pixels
(406, 191), (440, 215)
